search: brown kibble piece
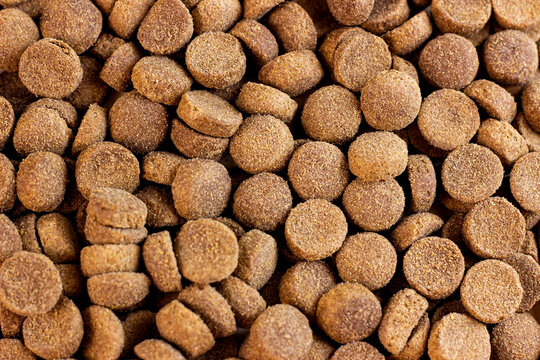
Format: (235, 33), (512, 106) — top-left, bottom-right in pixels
(361, 0), (410, 34)
(87, 272), (151, 311)
(259, 50), (324, 97)
(215, 217), (245, 239)
(303, 334), (336, 360)
(143, 231), (182, 292)
(404, 237), (465, 299)
(135, 339), (186, 360)
(135, 185), (182, 228)
(0, 251), (62, 316)
(427, 313), (490, 360)
(56, 263), (83, 298)
(391, 212), (444, 252)
(142, 151), (185, 186)
(172, 159), (231, 220)
(71, 104), (107, 156)
(232, 172), (292, 232)
(394, 312), (430, 360)
(22, 296), (83, 359)
(463, 197), (525, 259)
(156, 300), (215, 358)
(491, 313), (540, 360)
(84, 216), (148, 245)
(348, 131), (408, 182)
(171, 119), (229, 161)
(431, 0), (491, 35)
(523, 79), (540, 132)
(492, 0), (540, 30)
(0, 97), (14, 150)
(0, 301), (23, 338)
(392, 55), (419, 84)
(293, 0), (339, 38)
(230, 20), (279, 66)
(268, 2), (317, 52)
(0, 215), (22, 266)
(0, 339), (35, 360)
(477, 119), (528, 165)
(279, 261), (336, 320)
(80, 244), (140, 277)
(408, 122), (450, 159)
(0, 72), (35, 114)
(484, 30), (538, 86)
(36, 213), (79, 263)
(76, 141), (140, 199)
(504, 253), (540, 312)
(19, 38), (82, 98)
(317, 283), (381, 343)
(332, 341), (384, 360)
(243, 0), (284, 19)
(0, 155), (15, 213)
(82, 305), (125, 360)
(235, 230), (277, 290)
(461, 260), (523, 323)
(66, 56), (109, 111)
(288, 141), (349, 201)
(419, 34), (479, 90)
(138, 0), (193, 54)
(178, 284), (236, 338)
(13, 213), (40, 254)
(121, 310), (156, 357)
(333, 31), (391, 92)
(0, 9), (39, 72)
(109, 0), (153, 39)
(510, 152), (540, 212)
(236, 82), (297, 124)
(17, 152), (67, 212)
(382, 11), (432, 56)
(407, 155), (437, 213)
(343, 178), (405, 231)
(442, 144), (503, 203)
(285, 199), (347, 261)
(319, 27), (367, 70)
(90, 32), (126, 60)
(100, 42), (142, 92)
(337, 232), (397, 290)
(464, 80), (517, 123)
(217, 276), (266, 328)
(378, 288), (428, 355)
(186, 32), (246, 89)
(520, 230), (539, 261)
(327, 0), (374, 25)
(193, 0), (241, 33)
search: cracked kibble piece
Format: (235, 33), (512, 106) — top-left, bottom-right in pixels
(343, 178), (405, 231)
(177, 91), (242, 138)
(403, 237), (465, 299)
(71, 104), (107, 156)
(0, 339), (35, 360)
(463, 80), (517, 123)
(0, 251), (62, 316)
(417, 89), (480, 151)
(110, 91), (169, 155)
(431, 0), (491, 35)
(87, 272), (151, 311)
(235, 230), (277, 290)
(230, 20), (279, 66)
(142, 151), (185, 186)
(82, 305), (125, 360)
(233, 173), (292, 232)
(461, 260), (523, 324)
(90, 32), (125, 60)
(288, 141), (349, 201)
(66, 56), (108, 111)
(336, 232), (396, 291)
(135, 339), (186, 360)
(0, 97), (14, 150)
(156, 300), (215, 358)
(427, 313), (490, 360)
(522, 79), (540, 132)
(84, 216), (148, 245)
(327, 0), (374, 25)
(504, 253), (540, 312)
(172, 159), (231, 220)
(259, 50), (324, 97)
(382, 11), (432, 56)
(109, 0), (153, 39)
(193, 0), (241, 33)
(394, 312), (430, 360)
(0, 9), (39, 73)
(40, 0), (102, 54)
(16, 152), (67, 212)
(100, 42), (142, 92)
(285, 199), (347, 261)
(279, 261), (336, 320)
(0, 215), (22, 265)
(361, 70), (421, 131)
(391, 212), (444, 252)
(230, 115), (294, 174)
(87, 187), (147, 229)
(510, 152), (540, 212)
(476, 119), (528, 165)
(178, 284), (236, 338)
(301, 85), (362, 144)
(419, 34), (479, 90)
(236, 82), (297, 124)
(186, 32), (246, 89)
(143, 231), (182, 293)
(239, 304), (312, 360)
(171, 119), (229, 161)
(442, 144), (503, 203)
(407, 155), (436, 211)
(348, 131), (408, 182)
(243, 0), (284, 19)
(217, 276), (266, 328)
(463, 197), (525, 259)
(268, 2), (317, 52)
(22, 296), (83, 359)
(36, 213), (79, 263)
(13, 213), (40, 254)
(19, 38), (82, 98)
(378, 288), (428, 355)
(137, 0), (193, 54)
(0, 154), (15, 212)
(333, 31), (391, 92)
(81, 244), (140, 277)
(175, 219), (238, 284)
(135, 186), (182, 228)
(484, 30), (538, 86)
(317, 283), (381, 344)
(56, 264), (83, 298)
(491, 313), (540, 360)
(121, 310), (156, 357)
(491, 0), (540, 30)
(75, 141), (140, 199)
(332, 341), (384, 360)
(132, 56), (192, 106)
(361, 0), (409, 34)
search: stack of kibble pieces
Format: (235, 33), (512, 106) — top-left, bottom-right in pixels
(1, 0), (540, 359)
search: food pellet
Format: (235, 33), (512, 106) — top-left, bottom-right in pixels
(407, 154), (437, 213)
(141, 151), (185, 186)
(504, 253), (540, 313)
(142, 231), (182, 293)
(81, 305), (125, 360)
(0, 339), (35, 360)
(0, 215), (22, 265)
(510, 152), (540, 213)
(135, 185), (182, 228)
(217, 276), (266, 328)
(267, 1), (317, 52)
(229, 20), (279, 66)
(108, 0), (154, 39)
(326, 0), (374, 26)
(99, 42), (142, 92)
(476, 119), (528, 165)
(382, 11), (432, 56)
(491, 313), (540, 360)
(235, 230), (277, 290)
(0, 155), (15, 213)
(36, 212), (79, 263)
(170, 118), (230, 161)
(235, 82), (297, 124)
(134, 339), (186, 360)
(87, 272), (151, 311)
(121, 310), (156, 357)
(391, 212), (444, 251)
(0, 8), (39, 73)
(80, 244), (140, 277)
(463, 79), (517, 123)
(431, 0), (491, 35)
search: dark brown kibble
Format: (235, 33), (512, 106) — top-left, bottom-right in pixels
(382, 11), (433, 56)
(193, 0), (241, 33)
(87, 272), (151, 311)
(319, 27), (367, 70)
(327, 0), (374, 25)
(90, 32), (126, 60)
(171, 118), (230, 161)
(82, 305), (125, 360)
(121, 310), (156, 357)
(391, 212), (444, 251)
(464, 80), (517, 123)
(217, 276), (266, 328)
(0, 8), (39, 72)
(491, 313), (540, 360)
(100, 42), (142, 92)
(56, 264), (83, 298)
(66, 56), (108, 110)
(109, 0), (154, 39)
(236, 82), (297, 124)
(230, 20), (279, 66)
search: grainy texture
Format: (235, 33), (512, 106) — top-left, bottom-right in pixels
(135, 339), (186, 360)
(100, 42), (142, 92)
(504, 253), (540, 312)
(66, 56), (108, 110)
(80, 244), (140, 277)
(476, 119), (528, 165)
(391, 212), (444, 251)
(82, 305), (125, 360)
(382, 11), (432, 56)
(491, 313), (540, 360)
(243, 0), (284, 19)
(431, 0), (491, 35)
(0, 215), (22, 266)
(217, 276), (266, 328)
(0, 97), (15, 150)
(268, 2), (317, 52)
(464, 80), (517, 123)
(143, 231), (182, 293)
(236, 82), (297, 123)
(361, 0), (409, 34)
(170, 119), (229, 161)
(407, 155), (437, 213)
(141, 151), (185, 185)
(109, 0), (154, 39)
(0, 156), (16, 213)
(193, 0), (241, 33)
(491, 0), (540, 30)
(0, 339), (35, 360)
(235, 230), (277, 290)
(36, 213), (79, 263)
(87, 272), (151, 311)
(136, 185), (182, 227)
(87, 187), (147, 229)
(327, 0), (374, 25)
(230, 20), (279, 66)
(0, 8), (39, 72)
(71, 104), (107, 156)
(510, 152), (540, 212)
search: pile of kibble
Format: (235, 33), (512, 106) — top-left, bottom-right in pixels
(0, 0), (540, 359)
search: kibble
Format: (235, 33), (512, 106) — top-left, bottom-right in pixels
(229, 20), (278, 66)
(217, 276), (266, 328)
(71, 104), (107, 156)
(407, 154), (437, 213)
(476, 119), (528, 165)
(0, 215), (22, 265)
(491, 0), (540, 31)
(382, 11), (432, 56)
(134, 339), (186, 360)
(235, 230), (277, 290)
(108, 0), (153, 39)
(81, 305), (125, 360)
(243, 0), (284, 19)
(510, 152), (540, 212)
(100, 41), (142, 92)
(87, 272), (151, 311)
(522, 78), (540, 132)
(0, 339), (35, 360)
(327, 0), (374, 25)
(80, 244), (140, 277)
(236, 82), (297, 124)
(504, 253), (540, 312)
(193, 0), (241, 33)
(0, 154), (15, 212)
(391, 212), (444, 251)
(491, 313), (540, 360)
(431, 0), (491, 35)
(136, 185), (182, 227)
(170, 118), (230, 161)
(464, 79), (517, 123)
(141, 151), (185, 186)
(142, 231), (182, 293)
(268, 2), (317, 52)
(36, 213), (79, 263)
(0, 8), (39, 73)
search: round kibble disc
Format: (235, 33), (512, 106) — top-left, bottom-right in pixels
(510, 152), (540, 213)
